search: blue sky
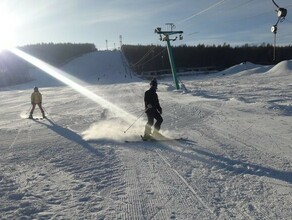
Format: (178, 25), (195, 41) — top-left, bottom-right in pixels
(1, 0), (292, 50)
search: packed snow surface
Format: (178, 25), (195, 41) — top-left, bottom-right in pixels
(0, 50), (291, 219)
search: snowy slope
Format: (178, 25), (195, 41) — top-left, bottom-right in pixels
(0, 51), (291, 219)
(62, 50), (139, 84)
(220, 61), (263, 75)
(266, 60), (292, 77)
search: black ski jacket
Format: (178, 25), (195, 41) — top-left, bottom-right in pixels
(144, 87), (162, 113)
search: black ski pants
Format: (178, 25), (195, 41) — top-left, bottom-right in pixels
(145, 109), (163, 134)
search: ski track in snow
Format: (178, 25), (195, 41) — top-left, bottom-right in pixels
(0, 51), (292, 219)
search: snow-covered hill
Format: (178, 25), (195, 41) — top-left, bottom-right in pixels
(62, 50), (138, 84)
(1, 51), (291, 219)
(267, 60), (292, 77)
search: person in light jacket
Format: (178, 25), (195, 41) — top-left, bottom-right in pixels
(29, 87), (45, 119)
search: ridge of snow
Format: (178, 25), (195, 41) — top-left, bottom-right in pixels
(266, 60), (292, 76)
(219, 61), (264, 76)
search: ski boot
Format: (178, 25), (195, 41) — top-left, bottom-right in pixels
(28, 113), (33, 119)
(142, 133), (152, 141)
(143, 125), (152, 141)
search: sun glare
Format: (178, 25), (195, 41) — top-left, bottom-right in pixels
(0, 10), (17, 52)
(10, 48), (138, 125)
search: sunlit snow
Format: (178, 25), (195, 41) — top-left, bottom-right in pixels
(0, 50), (291, 219)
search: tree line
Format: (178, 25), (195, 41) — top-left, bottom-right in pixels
(19, 43), (97, 66)
(0, 43), (97, 87)
(122, 43), (292, 73)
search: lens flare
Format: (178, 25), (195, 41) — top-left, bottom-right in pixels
(9, 47), (137, 124)
(9, 48), (178, 142)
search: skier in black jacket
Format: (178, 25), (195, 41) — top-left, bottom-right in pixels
(143, 78), (163, 139)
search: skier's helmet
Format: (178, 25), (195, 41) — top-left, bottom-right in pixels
(34, 86), (38, 92)
(150, 78), (157, 87)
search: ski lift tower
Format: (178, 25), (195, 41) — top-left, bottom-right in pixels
(155, 23), (183, 89)
(271, 0), (287, 61)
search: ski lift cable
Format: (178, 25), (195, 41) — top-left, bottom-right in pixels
(134, 48), (167, 68)
(175, 0), (256, 33)
(247, 2), (290, 20)
(133, 48), (166, 66)
(284, 18), (292, 24)
(132, 47), (157, 67)
(176, 0), (227, 25)
(132, 46), (156, 66)
(134, 48), (153, 65)
(272, 0), (280, 9)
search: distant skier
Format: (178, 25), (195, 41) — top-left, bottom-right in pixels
(143, 78), (163, 139)
(29, 86), (45, 119)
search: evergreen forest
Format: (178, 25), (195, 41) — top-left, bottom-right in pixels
(122, 44), (292, 74)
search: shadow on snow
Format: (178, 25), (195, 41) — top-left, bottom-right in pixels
(127, 141), (292, 184)
(33, 118), (103, 157)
